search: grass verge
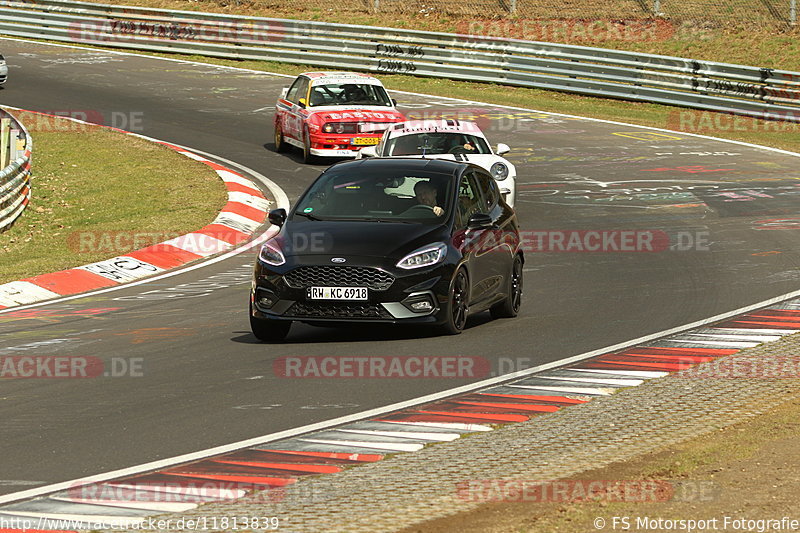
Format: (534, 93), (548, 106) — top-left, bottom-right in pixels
(0, 111), (227, 285)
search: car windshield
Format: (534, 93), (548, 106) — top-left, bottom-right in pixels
(308, 83), (393, 107)
(383, 133), (492, 156)
(294, 168), (454, 224)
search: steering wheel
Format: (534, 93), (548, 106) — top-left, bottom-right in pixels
(405, 204), (434, 212)
(448, 146), (470, 154)
(400, 204), (438, 217)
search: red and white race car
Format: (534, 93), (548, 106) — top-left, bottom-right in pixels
(273, 72), (406, 163)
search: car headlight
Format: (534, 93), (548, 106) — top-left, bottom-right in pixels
(396, 242), (447, 270)
(259, 241), (286, 266)
(490, 162), (509, 180)
(322, 123), (347, 134)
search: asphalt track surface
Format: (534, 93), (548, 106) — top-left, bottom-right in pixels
(1, 39), (799, 497)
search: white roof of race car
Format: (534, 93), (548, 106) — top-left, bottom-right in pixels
(388, 119), (486, 137)
(304, 71), (385, 87)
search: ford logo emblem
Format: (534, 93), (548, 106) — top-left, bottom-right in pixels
(331, 257), (346, 263)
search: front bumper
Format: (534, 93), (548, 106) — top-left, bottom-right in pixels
(500, 177), (516, 208)
(251, 260), (455, 325)
(308, 133), (381, 158)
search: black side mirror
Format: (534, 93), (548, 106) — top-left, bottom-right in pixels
(268, 208), (287, 227)
(467, 213), (493, 230)
(391, 98), (398, 107)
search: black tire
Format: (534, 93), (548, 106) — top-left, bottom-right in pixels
(490, 254), (523, 319)
(302, 127), (316, 164)
(250, 305), (291, 342)
(274, 123), (288, 153)
(439, 268), (469, 335)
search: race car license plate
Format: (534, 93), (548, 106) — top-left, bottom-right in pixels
(309, 287), (368, 300)
(352, 137), (381, 146)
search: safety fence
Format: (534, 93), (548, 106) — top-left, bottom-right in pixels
(0, 0), (798, 122)
(0, 108), (32, 233)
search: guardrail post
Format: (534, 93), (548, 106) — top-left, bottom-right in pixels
(653, 0), (661, 16)
(792, 0), (797, 25)
(0, 118), (10, 168)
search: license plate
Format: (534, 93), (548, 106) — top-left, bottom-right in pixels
(352, 137), (381, 146)
(308, 286), (368, 300)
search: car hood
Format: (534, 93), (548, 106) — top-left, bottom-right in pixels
(309, 108), (405, 122)
(277, 220), (448, 260)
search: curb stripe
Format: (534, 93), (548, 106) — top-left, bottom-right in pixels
(124, 245), (203, 270)
(195, 224), (251, 245)
(0, 109), (268, 311)
(22, 269), (119, 294)
(0, 281), (62, 306)
(222, 201), (268, 222)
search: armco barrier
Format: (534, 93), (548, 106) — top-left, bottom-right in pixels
(0, 0), (799, 122)
(0, 108), (31, 233)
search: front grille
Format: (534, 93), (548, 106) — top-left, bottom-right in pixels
(287, 302), (392, 320)
(359, 122), (396, 133)
(284, 266), (394, 291)
(325, 122), (359, 134)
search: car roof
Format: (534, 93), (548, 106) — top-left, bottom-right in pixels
(387, 119), (486, 138)
(302, 72), (384, 86)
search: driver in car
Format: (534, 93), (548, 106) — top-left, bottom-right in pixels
(343, 84), (367, 103)
(414, 181), (444, 216)
(449, 136), (477, 153)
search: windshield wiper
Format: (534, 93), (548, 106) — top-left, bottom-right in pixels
(294, 211), (324, 221)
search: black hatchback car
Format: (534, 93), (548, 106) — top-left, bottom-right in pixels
(250, 158), (523, 341)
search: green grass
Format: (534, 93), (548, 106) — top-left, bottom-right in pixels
(0, 112), (227, 284)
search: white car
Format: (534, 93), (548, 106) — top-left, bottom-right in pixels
(0, 54), (7, 85)
(358, 119), (516, 207)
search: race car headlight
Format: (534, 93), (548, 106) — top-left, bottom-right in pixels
(259, 241), (286, 266)
(490, 162), (509, 180)
(322, 123), (347, 134)
(396, 242), (447, 270)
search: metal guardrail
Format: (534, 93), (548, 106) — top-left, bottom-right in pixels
(0, 108), (31, 233)
(0, 0), (799, 122)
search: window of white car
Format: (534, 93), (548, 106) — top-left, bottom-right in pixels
(384, 133), (492, 156)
